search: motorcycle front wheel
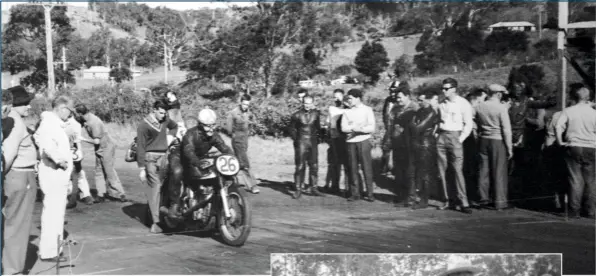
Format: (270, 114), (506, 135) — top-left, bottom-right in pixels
(218, 184), (252, 247)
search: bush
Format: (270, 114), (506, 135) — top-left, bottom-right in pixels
(332, 64), (353, 76)
(485, 30), (529, 55)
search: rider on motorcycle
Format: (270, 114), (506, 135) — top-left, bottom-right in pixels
(168, 108), (233, 218)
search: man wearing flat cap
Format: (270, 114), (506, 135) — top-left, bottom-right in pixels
(2, 86), (39, 274)
(474, 84), (513, 210)
(438, 259), (483, 276)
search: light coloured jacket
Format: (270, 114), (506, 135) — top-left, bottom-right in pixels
(34, 111), (72, 169)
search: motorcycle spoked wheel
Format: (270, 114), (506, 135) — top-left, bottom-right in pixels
(218, 185), (252, 247)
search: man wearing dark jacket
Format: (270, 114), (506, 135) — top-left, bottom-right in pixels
(289, 95), (323, 199)
(181, 109), (233, 183)
(380, 81), (399, 175)
(136, 100), (178, 233)
(410, 91), (440, 209)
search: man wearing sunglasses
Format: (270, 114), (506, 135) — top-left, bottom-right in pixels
(34, 96), (76, 263)
(436, 78), (474, 214)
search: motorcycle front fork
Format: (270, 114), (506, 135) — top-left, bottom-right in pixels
(219, 178), (232, 219)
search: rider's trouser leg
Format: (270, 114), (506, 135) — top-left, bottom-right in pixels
(307, 139), (319, 192)
(167, 147), (184, 207)
(293, 141), (307, 196)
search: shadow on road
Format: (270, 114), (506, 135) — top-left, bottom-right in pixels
(23, 235), (39, 274)
(257, 179), (294, 197)
(122, 203), (152, 228)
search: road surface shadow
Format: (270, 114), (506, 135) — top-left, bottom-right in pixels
(122, 203), (152, 228)
(257, 179), (294, 197)
(23, 235), (39, 274)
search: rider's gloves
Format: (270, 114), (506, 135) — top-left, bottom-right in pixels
(199, 160), (211, 170)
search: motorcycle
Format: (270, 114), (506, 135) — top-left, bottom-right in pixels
(159, 153), (252, 247)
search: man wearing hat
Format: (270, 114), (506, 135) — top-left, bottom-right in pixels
(438, 259), (483, 276)
(474, 84), (513, 210)
(2, 86), (39, 273)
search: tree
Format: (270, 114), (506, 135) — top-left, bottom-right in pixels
(145, 7), (190, 72)
(110, 67), (132, 83)
(354, 40), (389, 84)
(109, 67), (132, 83)
(2, 4), (74, 75)
(393, 54), (414, 78)
(485, 29), (529, 56)
(21, 59), (75, 91)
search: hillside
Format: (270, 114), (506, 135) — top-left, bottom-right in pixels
(320, 34), (422, 69)
(1, 4), (145, 42)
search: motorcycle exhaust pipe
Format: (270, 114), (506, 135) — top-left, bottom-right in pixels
(159, 195), (211, 218)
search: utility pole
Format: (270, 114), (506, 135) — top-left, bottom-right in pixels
(131, 55), (137, 92)
(21, 1), (68, 98)
(163, 32), (168, 83)
(536, 4), (545, 39)
(53, 46), (69, 89)
(557, 1), (568, 111)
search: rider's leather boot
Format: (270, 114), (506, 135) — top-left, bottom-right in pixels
(168, 202), (181, 219)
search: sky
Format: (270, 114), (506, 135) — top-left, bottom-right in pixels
(1, 1), (255, 11)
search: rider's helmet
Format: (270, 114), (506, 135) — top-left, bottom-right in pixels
(198, 108), (217, 136)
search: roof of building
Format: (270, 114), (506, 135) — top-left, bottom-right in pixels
(489, 21), (536, 28)
(83, 66), (141, 73)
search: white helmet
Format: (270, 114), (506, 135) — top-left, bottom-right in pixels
(198, 108), (217, 125)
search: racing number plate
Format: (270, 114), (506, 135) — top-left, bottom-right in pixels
(216, 155), (240, 176)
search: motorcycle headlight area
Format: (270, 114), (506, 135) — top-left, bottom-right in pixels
(215, 155), (240, 176)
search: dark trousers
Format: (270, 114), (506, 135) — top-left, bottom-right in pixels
(392, 144), (411, 198)
(347, 139), (374, 198)
(294, 139), (318, 188)
(437, 131), (469, 207)
(477, 138), (508, 208)
(167, 145), (184, 206)
(327, 137), (349, 191)
(2, 170), (37, 274)
(564, 146), (596, 215)
(463, 135), (479, 202)
(412, 139), (437, 204)
(233, 134), (257, 189)
(543, 145), (567, 208)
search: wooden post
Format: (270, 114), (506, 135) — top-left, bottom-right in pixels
(557, 1), (568, 111)
(163, 32), (168, 83)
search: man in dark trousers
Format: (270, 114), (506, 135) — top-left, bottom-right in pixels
(475, 84), (513, 210)
(2, 86), (38, 273)
(410, 91), (440, 209)
(136, 100), (178, 233)
(324, 89), (349, 194)
(388, 87), (419, 205)
(226, 94), (260, 194)
(341, 89), (376, 202)
(289, 95), (323, 199)
(555, 84), (596, 219)
(380, 81), (399, 176)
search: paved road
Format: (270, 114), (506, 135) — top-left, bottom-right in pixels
(23, 149), (594, 275)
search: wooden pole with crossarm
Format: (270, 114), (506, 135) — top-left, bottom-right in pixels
(21, 1), (67, 98)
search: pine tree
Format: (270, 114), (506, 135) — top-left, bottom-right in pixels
(354, 40), (389, 84)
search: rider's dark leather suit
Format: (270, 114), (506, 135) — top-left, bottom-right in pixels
(168, 126), (232, 205)
(289, 108), (321, 191)
(409, 106), (439, 204)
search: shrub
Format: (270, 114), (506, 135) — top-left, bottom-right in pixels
(332, 64), (353, 76)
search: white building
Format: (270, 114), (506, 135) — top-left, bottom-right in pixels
(488, 21), (536, 32)
(82, 66), (142, 80)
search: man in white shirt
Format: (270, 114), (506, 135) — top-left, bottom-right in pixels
(341, 89), (376, 202)
(324, 89), (349, 194)
(34, 96), (76, 262)
(436, 78), (474, 214)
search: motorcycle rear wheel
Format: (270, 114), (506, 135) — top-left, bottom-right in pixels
(218, 185), (252, 247)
